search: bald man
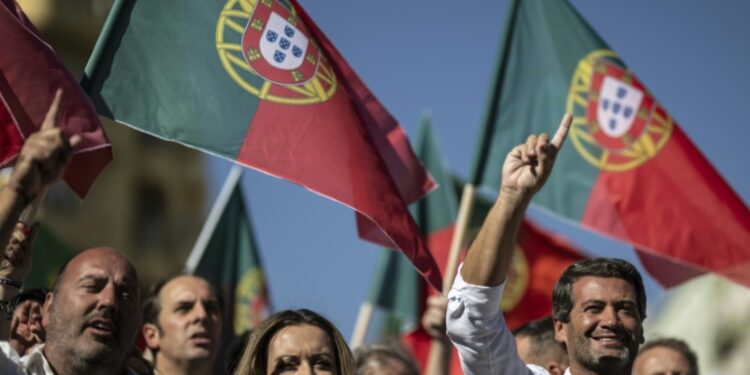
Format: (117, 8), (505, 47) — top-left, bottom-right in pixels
(0, 92), (142, 374)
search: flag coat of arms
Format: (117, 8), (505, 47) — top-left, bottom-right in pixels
(470, 0), (750, 287)
(0, 0), (112, 198)
(84, 0), (441, 289)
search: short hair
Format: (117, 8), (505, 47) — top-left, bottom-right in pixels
(141, 274), (224, 329)
(552, 258), (646, 323)
(51, 257), (74, 293)
(513, 316), (567, 364)
(639, 338), (698, 375)
(17, 288), (47, 305)
(234, 309), (354, 375)
(354, 341), (419, 375)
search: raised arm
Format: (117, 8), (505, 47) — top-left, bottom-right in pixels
(446, 114), (571, 375)
(461, 113), (571, 286)
(0, 90), (79, 340)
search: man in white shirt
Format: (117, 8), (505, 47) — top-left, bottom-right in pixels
(446, 114), (646, 375)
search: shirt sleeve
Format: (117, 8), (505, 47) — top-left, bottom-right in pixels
(445, 266), (548, 375)
(0, 342), (28, 375)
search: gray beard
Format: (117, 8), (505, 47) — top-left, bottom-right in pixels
(569, 334), (634, 375)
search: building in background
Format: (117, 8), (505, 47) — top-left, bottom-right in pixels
(17, 0), (206, 287)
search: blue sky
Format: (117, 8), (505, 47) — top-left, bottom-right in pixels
(206, 0), (750, 340)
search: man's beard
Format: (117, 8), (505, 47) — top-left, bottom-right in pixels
(45, 306), (125, 368)
(569, 331), (636, 374)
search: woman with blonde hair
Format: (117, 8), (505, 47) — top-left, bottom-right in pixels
(234, 309), (355, 375)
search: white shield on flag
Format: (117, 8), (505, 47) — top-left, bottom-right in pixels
(597, 76), (643, 138)
(259, 12), (308, 71)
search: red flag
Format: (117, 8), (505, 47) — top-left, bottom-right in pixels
(635, 249), (704, 288)
(0, 0), (111, 198)
(294, 3), (439, 288)
(83, 0), (440, 288)
(503, 220), (584, 330)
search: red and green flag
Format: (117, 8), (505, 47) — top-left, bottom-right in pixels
(185, 167), (270, 338)
(470, 0), (750, 287)
(370, 118), (582, 373)
(0, 0), (112, 198)
(83, 0), (441, 289)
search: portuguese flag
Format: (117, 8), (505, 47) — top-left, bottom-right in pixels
(369, 119), (582, 373)
(0, 0), (112, 198)
(470, 0), (750, 287)
(84, 0), (441, 289)
(185, 167), (270, 348)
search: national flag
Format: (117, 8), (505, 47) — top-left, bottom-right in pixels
(469, 0), (750, 287)
(0, 0), (112, 198)
(185, 166), (271, 340)
(26, 224), (77, 290)
(83, 0), (441, 289)
(368, 118), (582, 373)
(367, 116), (461, 373)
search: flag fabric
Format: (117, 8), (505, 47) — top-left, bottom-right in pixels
(469, 0), (750, 287)
(466, 190), (584, 329)
(25, 224), (77, 290)
(83, 0), (441, 289)
(370, 117), (462, 373)
(0, 0), (112, 198)
(369, 119), (582, 373)
(185, 167), (270, 338)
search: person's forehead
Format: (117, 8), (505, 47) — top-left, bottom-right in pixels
(65, 249), (137, 285)
(269, 324), (334, 355)
(635, 346), (690, 372)
(571, 276), (636, 302)
(159, 276), (217, 304)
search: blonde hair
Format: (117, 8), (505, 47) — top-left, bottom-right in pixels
(234, 309), (354, 375)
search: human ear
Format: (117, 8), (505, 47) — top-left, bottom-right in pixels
(142, 323), (161, 350)
(553, 318), (567, 344)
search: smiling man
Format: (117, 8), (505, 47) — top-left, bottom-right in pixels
(446, 114), (647, 375)
(142, 275), (223, 375)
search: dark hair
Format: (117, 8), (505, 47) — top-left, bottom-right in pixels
(234, 309), (354, 375)
(141, 274), (224, 329)
(354, 340), (419, 375)
(512, 316), (567, 364)
(639, 338), (698, 375)
(17, 288), (47, 305)
(552, 258), (646, 323)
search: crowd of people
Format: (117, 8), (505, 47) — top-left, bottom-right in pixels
(0, 94), (701, 375)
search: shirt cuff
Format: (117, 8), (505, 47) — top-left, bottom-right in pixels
(450, 264), (506, 317)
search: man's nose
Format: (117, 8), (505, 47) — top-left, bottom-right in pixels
(191, 302), (209, 322)
(97, 283), (117, 308)
(600, 306), (622, 327)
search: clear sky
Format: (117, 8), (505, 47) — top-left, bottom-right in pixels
(205, 0), (750, 340)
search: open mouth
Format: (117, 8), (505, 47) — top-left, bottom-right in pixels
(189, 331), (213, 346)
(591, 335), (627, 348)
(86, 318), (117, 339)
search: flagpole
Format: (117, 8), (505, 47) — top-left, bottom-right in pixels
(350, 301), (374, 348)
(442, 183), (476, 295)
(184, 164), (243, 273)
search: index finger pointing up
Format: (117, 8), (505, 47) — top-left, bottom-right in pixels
(40, 88), (63, 130)
(550, 112), (572, 149)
